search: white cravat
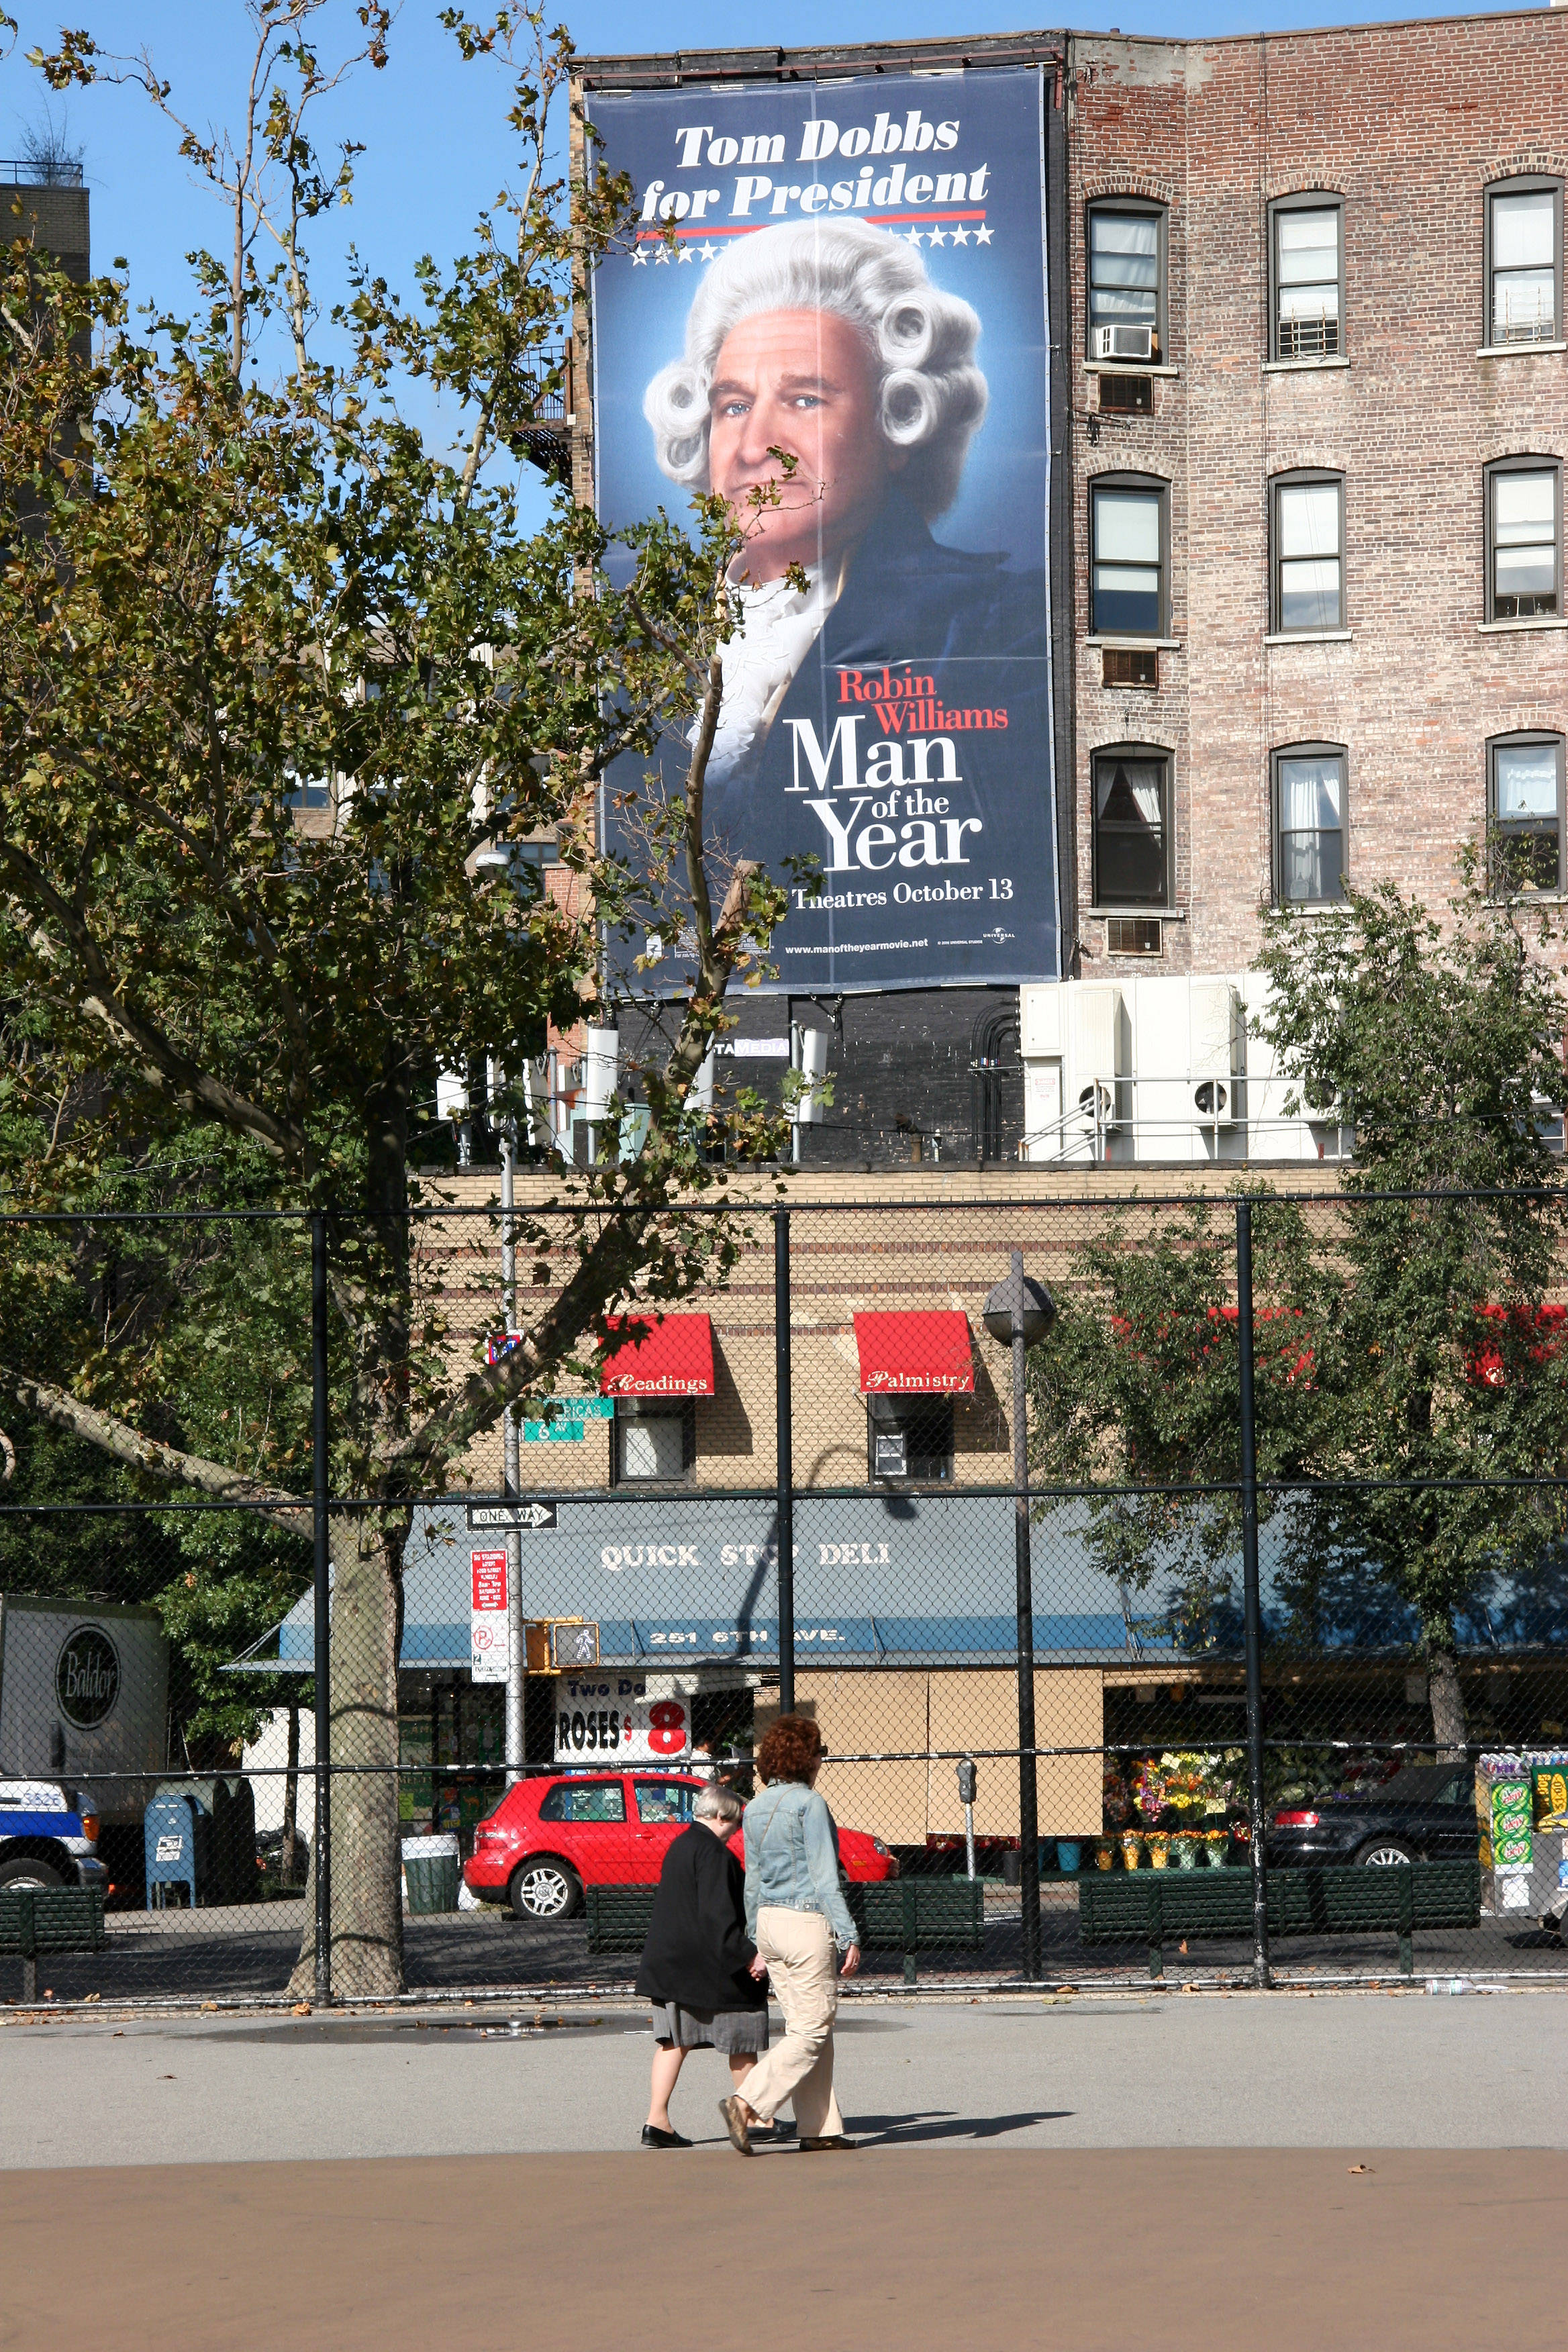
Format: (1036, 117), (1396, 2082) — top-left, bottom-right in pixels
(696, 565), (843, 787)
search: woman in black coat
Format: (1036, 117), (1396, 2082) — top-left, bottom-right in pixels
(636, 1781), (769, 2149)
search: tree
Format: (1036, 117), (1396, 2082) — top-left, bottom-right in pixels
(1030, 879), (1568, 1760)
(3, 5), (799, 1993)
(1255, 877), (1568, 1755)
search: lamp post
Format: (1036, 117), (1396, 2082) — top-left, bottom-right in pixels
(982, 1252), (1056, 1981)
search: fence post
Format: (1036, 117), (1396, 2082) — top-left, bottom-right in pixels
(774, 1208), (795, 1715)
(501, 1112), (524, 1786)
(1010, 1249), (1042, 1981)
(1234, 1199), (1272, 1991)
(311, 1208), (333, 2006)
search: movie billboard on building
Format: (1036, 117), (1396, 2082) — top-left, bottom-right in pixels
(587, 66), (1058, 993)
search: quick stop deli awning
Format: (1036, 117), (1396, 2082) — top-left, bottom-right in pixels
(853, 1312), (975, 1397)
(599, 1313), (716, 1398)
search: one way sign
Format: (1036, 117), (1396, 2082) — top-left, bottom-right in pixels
(467, 1500), (558, 1531)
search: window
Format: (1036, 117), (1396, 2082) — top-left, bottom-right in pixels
(1486, 179), (1562, 346)
(1273, 746), (1347, 905)
(1087, 201), (1165, 357)
(1091, 479), (1167, 636)
(634, 1780), (695, 1825)
(1092, 746), (1171, 908)
(1271, 197), (1342, 360)
(1272, 473), (1344, 634)
(867, 1393), (954, 1482)
(538, 1780), (625, 1824)
(1487, 460), (1561, 620)
(1489, 734), (1565, 895)
(611, 1398), (695, 1483)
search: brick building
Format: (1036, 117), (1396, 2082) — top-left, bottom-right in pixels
(1067, 9), (1568, 987)
(552, 14), (1568, 1173)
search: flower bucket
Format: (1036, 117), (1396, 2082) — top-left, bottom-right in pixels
(1146, 1833), (1170, 1871)
(1202, 1835), (1229, 1867)
(1093, 1840), (1115, 1870)
(1057, 1841), (1082, 1875)
(1171, 1834), (1200, 1871)
(1120, 1832), (1144, 1871)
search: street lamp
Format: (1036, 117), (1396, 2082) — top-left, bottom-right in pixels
(982, 1253), (1056, 1981)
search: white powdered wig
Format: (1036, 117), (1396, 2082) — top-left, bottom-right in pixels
(642, 217), (988, 520)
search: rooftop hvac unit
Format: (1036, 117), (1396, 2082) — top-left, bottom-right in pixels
(1019, 983), (1063, 1058)
(1092, 324), (1155, 362)
(1073, 985), (1129, 1128)
(1190, 981), (1243, 1128)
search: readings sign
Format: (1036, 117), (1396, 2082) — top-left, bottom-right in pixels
(470, 1551), (509, 1685)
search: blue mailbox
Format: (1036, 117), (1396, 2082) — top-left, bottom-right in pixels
(144, 1792), (207, 1909)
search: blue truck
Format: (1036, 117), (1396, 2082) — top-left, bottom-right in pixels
(0, 1777), (107, 1892)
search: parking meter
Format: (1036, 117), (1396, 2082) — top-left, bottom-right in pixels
(957, 1758), (978, 1880)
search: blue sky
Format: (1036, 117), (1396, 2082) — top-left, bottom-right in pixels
(3, 0), (1532, 513)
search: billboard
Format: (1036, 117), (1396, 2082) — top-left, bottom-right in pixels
(587, 66), (1059, 994)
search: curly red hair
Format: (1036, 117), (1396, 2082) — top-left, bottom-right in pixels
(756, 1713), (822, 1785)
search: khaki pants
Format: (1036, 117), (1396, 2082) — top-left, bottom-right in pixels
(741, 1906), (845, 2140)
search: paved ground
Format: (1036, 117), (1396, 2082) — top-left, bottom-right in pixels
(1, 2149), (1562, 2351)
(3, 1986), (1564, 2165)
(3, 1993), (1563, 2349)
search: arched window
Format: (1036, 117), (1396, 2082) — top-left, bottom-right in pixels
(1092, 742), (1172, 909)
(1272, 744), (1348, 905)
(1269, 194), (1344, 362)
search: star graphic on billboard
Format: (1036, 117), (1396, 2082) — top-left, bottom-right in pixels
(927, 226), (947, 246)
(697, 242), (718, 260)
(975, 224), (993, 244)
(950, 226), (971, 245)
(631, 245), (648, 266)
(654, 244), (671, 263)
(677, 244), (695, 262)
(903, 228), (923, 246)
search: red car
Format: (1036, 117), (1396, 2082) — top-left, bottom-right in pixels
(464, 1769), (896, 1920)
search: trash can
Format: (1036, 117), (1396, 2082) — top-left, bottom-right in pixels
(401, 1833), (460, 1915)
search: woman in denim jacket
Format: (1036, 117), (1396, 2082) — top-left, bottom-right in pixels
(718, 1714), (861, 2155)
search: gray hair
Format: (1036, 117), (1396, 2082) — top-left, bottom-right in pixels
(693, 1781), (744, 1826)
(642, 217), (988, 520)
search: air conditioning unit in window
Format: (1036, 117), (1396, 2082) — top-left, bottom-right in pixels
(1093, 324), (1155, 362)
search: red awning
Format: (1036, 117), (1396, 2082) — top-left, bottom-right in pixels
(599, 1314), (716, 1398)
(853, 1311), (975, 1397)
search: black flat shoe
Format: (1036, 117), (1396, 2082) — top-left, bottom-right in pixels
(641, 2124), (691, 2149)
(799, 2135), (859, 2151)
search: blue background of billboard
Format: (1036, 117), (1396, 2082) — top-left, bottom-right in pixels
(586, 68), (1059, 995)
(588, 69), (1050, 575)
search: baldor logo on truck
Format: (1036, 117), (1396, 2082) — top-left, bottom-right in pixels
(55, 1626), (120, 1728)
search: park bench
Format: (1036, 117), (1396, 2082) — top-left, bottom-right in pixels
(0, 1885), (108, 2002)
(1076, 1859), (1481, 1980)
(585, 1876), (986, 1986)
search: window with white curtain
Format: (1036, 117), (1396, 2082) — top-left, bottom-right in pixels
(1487, 181), (1562, 346)
(1087, 203), (1164, 350)
(1093, 748), (1170, 907)
(1273, 747), (1346, 905)
(1487, 462), (1560, 620)
(1489, 735), (1565, 895)
(1271, 199), (1342, 360)
(1272, 475), (1344, 634)
(1091, 481), (1166, 636)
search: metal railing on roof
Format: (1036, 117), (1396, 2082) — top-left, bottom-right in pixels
(1, 158), (85, 187)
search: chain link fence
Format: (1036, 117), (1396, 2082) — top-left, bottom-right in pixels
(3, 1185), (1567, 2006)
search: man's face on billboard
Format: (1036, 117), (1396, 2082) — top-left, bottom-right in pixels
(707, 308), (903, 583)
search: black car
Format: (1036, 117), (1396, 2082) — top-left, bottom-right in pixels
(1268, 1763), (1479, 1868)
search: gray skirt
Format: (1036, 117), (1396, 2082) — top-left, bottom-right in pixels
(649, 2001), (770, 2053)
